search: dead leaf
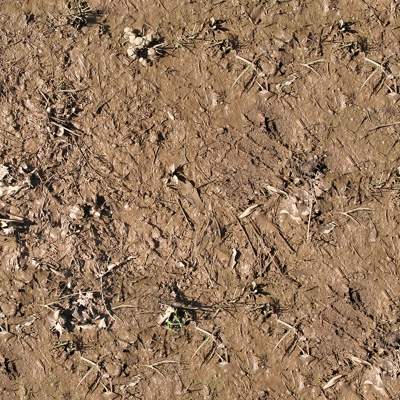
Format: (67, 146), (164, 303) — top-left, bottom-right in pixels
(157, 306), (175, 326)
(276, 74), (297, 91)
(280, 188), (313, 224)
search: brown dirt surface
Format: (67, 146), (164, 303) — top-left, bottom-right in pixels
(1, 0), (400, 398)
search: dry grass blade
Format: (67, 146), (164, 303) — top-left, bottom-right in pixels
(144, 360), (179, 381)
(77, 356), (101, 388)
(339, 207), (372, 220)
(49, 120), (82, 136)
(99, 276), (119, 323)
(369, 121), (400, 131)
(337, 207), (373, 225)
(80, 356), (99, 368)
(96, 255), (135, 279)
(145, 364), (167, 380)
(229, 248), (237, 269)
(232, 55), (259, 89)
(146, 360), (180, 367)
(232, 64), (252, 88)
(192, 327), (218, 360)
(341, 207), (373, 214)
(360, 66), (381, 91)
(265, 185), (288, 197)
(192, 336), (212, 360)
(364, 57), (383, 68)
(1, 1), (398, 398)
(111, 304), (138, 310)
(299, 59), (325, 78)
(361, 57), (387, 92)
(306, 199), (313, 241)
(236, 216), (258, 257)
(273, 319), (296, 352)
(322, 374), (343, 390)
(350, 355), (372, 368)
(239, 204), (259, 219)
(77, 365), (96, 389)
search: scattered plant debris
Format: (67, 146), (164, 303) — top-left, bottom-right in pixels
(66, 0), (93, 29)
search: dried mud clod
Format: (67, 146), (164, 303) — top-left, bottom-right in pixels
(124, 27), (165, 67)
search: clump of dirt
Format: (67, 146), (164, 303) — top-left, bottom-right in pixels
(1, 0), (400, 398)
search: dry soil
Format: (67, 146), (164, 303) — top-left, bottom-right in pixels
(1, 0), (400, 399)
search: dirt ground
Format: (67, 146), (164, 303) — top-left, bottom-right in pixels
(1, 0), (400, 398)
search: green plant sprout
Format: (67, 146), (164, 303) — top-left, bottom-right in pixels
(164, 308), (192, 333)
